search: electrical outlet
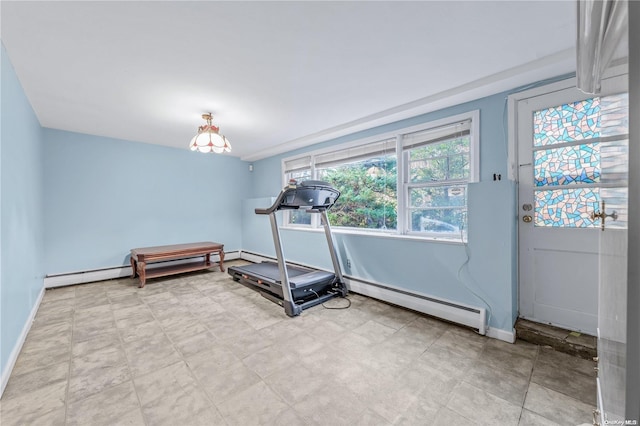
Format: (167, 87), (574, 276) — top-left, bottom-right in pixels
(346, 259), (351, 268)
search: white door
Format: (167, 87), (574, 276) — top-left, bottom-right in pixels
(518, 76), (628, 334)
(597, 228), (628, 424)
(595, 82), (629, 422)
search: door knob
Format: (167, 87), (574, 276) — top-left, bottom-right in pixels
(522, 215), (532, 223)
(590, 201), (618, 231)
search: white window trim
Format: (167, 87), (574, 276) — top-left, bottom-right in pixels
(281, 110), (480, 242)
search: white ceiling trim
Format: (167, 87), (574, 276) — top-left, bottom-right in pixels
(242, 48), (576, 162)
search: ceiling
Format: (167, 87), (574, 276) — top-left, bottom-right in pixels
(1, 1), (578, 161)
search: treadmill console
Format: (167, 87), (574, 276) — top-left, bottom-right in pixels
(281, 180), (340, 210)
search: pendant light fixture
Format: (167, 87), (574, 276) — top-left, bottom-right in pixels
(189, 113), (231, 153)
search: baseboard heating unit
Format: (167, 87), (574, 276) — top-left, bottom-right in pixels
(239, 251), (487, 335)
(345, 276), (487, 335)
(44, 250), (240, 288)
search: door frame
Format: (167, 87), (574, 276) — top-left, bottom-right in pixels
(507, 64), (629, 322)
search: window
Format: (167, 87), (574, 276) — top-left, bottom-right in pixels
(282, 111), (479, 240)
(283, 156), (312, 225)
(531, 94), (628, 228)
(315, 139), (397, 230)
(403, 120), (472, 238)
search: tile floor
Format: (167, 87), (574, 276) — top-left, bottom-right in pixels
(0, 260), (597, 425)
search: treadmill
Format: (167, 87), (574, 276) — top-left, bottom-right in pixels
(228, 180), (348, 316)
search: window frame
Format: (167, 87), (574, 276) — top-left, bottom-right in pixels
(281, 110), (480, 241)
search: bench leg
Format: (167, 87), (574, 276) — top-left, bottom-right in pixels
(130, 257), (137, 278)
(219, 250), (225, 272)
(137, 261), (147, 288)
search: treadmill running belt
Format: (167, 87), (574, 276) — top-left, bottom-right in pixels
(230, 262), (334, 289)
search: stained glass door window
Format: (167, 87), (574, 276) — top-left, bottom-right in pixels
(532, 94), (628, 228)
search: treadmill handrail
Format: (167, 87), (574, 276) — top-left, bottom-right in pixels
(255, 180), (340, 215)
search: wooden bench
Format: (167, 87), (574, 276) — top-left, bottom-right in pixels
(130, 242), (225, 288)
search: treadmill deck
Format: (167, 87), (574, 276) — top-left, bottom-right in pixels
(228, 261), (336, 302)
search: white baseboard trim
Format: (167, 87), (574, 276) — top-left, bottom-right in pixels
(486, 326), (517, 343)
(1, 285), (45, 398)
(44, 251), (240, 288)
(239, 250), (275, 263)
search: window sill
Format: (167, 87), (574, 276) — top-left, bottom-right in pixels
(280, 225), (466, 245)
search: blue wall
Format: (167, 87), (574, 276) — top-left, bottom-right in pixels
(44, 129), (250, 273)
(248, 92), (518, 333)
(1, 44), (45, 378)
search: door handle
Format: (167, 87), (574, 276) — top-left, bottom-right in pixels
(522, 215), (532, 223)
(590, 201), (618, 231)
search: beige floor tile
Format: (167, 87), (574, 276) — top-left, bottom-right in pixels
(315, 303), (373, 330)
(258, 317), (304, 342)
(415, 342), (475, 380)
(411, 362), (460, 406)
(173, 330), (219, 358)
(162, 314), (208, 340)
(352, 319), (397, 343)
(107, 293), (145, 310)
(358, 298), (394, 316)
(117, 318), (165, 343)
(66, 381), (145, 426)
(73, 305), (117, 342)
(67, 345), (130, 402)
(330, 332), (376, 362)
(2, 361), (69, 400)
(22, 322), (72, 353)
(395, 395), (441, 425)
(270, 408), (312, 426)
(431, 406), (478, 425)
(155, 306), (195, 328)
(530, 357), (597, 405)
(222, 329), (276, 359)
(276, 330), (326, 358)
(188, 349), (261, 403)
(74, 293), (110, 310)
(122, 333), (182, 377)
(305, 318), (348, 344)
(33, 306), (75, 326)
(112, 304), (156, 328)
(431, 328), (487, 358)
(71, 328), (121, 357)
(478, 342), (536, 378)
(342, 366), (418, 423)
(242, 343), (299, 379)
(463, 358), (531, 405)
(297, 343), (358, 379)
(264, 363), (327, 405)
(134, 361), (223, 426)
(485, 336), (539, 359)
(293, 381), (367, 426)
(12, 342), (71, 372)
(203, 311), (256, 341)
(518, 408), (562, 425)
(42, 286), (76, 301)
(523, 382), (594, 425)
(217, 381), (289, 426)
(393, 316), (449, 345)
(446, 382), (522, 425)
(0, 380), (66, 426)
(354, 408), (393, 426)
(375, 330), (433, 359)
(373, 305), (420, 330)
